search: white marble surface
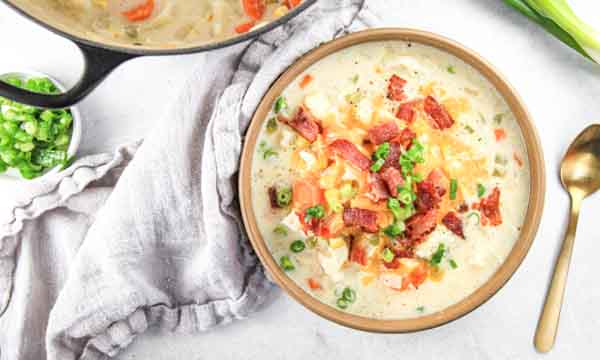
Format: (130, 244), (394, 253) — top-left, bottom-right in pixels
(1, 0), (599, 359)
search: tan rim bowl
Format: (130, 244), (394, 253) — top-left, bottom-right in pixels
(239, 28), (545, 333)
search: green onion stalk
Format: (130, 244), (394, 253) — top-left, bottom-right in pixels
(504, 0), (600, 63)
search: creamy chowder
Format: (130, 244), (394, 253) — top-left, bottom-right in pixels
(10, 0), (304, 48)
(250, 40), (530, 319)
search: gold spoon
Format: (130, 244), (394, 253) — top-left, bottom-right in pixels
(534, 124), (600, 353)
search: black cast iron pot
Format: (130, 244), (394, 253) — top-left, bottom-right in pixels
(0, 0), (317, 108)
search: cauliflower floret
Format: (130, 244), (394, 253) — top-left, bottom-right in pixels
(318, 243), (349, 283)
(304, 92), (333, 120)
(281, 211), (305, 238)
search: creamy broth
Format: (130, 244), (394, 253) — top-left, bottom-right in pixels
(10, 0), (304, 48)
(251, 41), (530, 319)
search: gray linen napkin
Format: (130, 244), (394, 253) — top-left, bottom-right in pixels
(0, 1), (377, 359)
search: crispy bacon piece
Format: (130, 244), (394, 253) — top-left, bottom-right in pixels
(366, 173), (390, 202)
(382, 141), (403, 170)
(381, 167), (404, 197)
(280, 106), (320, 143)
(479, 187), (502, 226)
(307, 278), (321, 290)
(317, 213), (344, 239)
(329, 139), (371, 171)
(442, 211), (465, 239)
(426, 168), (448, 197)
(343, 208), (379, 233)
(405, 209), (438, 245)
(350, 242), (368, 266)
(458, 203), (469, 213)
(415, 180), (442, 213)
(367, 121), (400, 145)
(394, 127), (417, 150)
(389, 239), (415, 258)
(423, 96), (454, 130)
(387, 75), (407, 101)
(383, 257), (401, 269)
(268, 186), (281, 209)
(396, 101), (418, 124)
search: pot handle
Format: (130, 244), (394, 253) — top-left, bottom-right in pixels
(0, 43), (136, 108)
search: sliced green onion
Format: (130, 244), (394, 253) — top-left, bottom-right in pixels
(276, 187), (292, 207)
(304, 204), (325, 223)
(381, 247), (395, 263)
(266, 117), (278, 133)
(279, 256), (295, 271)
(430, 243), (446, 266)
(373, 142), (390, 161)
(397, 188), (413, 205)
(336, 298), (349, 309)
(273, 224), (288, 236)
(449, 179), (458, 200)
(342, 287), (356, 303)
(416, 306), (425, 313)
(290, 240), (306, 253)
(467, 212), (481, 225)
(447, 65), (456, 74)
(274, 96), (288, 113)
(477, 183), (486, 198)
(370, 158), (385, 172)
(306, 236), (318, 249)
(383, 222), (405, 237)
(449, 259), (458, 269)
(493, 113), (504, 125)
(387, 198), (402, 220)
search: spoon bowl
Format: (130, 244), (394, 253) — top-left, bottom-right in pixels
(560, 125), (600, 195)
(535, 124), (600, 353)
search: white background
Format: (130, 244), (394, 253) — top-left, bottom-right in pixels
(1, 0), (599, 359)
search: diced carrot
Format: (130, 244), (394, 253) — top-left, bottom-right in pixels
(242, 0), (266, 20)
(287, 0), (302, 8)
(513, 152), (524, 167)
(235, 21), (255, 34)
(307, 278), (321, 290)
(299, 74), (313, 89)
(292, 178), (323, 210)
(494, 128), (506, 141)
(122, 0), (154, 22)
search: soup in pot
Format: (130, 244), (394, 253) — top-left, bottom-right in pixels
(250, 40), (530, 319)
(9, 0), (304, 48)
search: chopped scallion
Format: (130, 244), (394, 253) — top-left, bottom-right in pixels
(449, 179), (458, 200)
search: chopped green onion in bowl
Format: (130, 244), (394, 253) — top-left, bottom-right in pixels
(0, 72), (81, 180)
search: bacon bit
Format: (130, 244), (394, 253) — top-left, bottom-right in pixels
(279, 106), (320, 143)
(405, 209), (438, 244)
(458, 203), (469, 213)
(478, 187), (503, 226)
(389, 239), (415, 258)
(317, 213), (344, 238)
(329, 139), (371, 171)
(426, 168), (448, 197)
(287, 0), (302, 8)
(396, 101), (418, 124)
(307, 278), (322, 290)
(299, 74), (313, 89)
(383, 257), (401, 269)
(387, 75), (407, 101)
(268, 186), (281, 209)
(367, 121), (400, 145)
(381, 167), (404, 197)
(366, 173), (390, 202)
(423, 96), (454, 130)
(494, 128), (507, 141)
(394, 128), (417, 149)
(381, 141), (402, 170)
(350, 243), (368, 266)
(415, 180), (442, 213)
(122, 0), (154, 22)
(442, 211), (465, 239)
(513, 152), (524, 167)
(343, 208), (379, 233)
(242, 0), (266, 20)
(234, 21), (255, 34)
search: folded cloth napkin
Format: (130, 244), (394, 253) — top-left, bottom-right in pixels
(0, 1), (378, 359)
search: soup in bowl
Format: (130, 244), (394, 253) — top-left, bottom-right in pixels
(240, 29), (544, 331)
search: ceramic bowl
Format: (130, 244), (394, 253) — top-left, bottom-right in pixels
(0, 70), (82, 180)
(239, 28), (545, 332)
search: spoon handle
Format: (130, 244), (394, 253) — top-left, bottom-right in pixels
(534, 192), (582, 353)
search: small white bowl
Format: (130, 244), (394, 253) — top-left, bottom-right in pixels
(0, 70), (82, 180)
